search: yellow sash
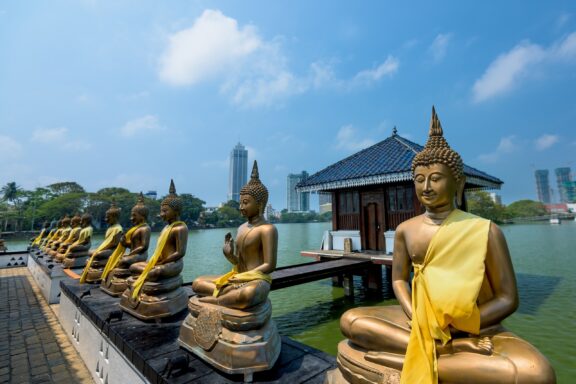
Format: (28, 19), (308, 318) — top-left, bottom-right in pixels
(131, 221), (186, 299)
(63, 227), (82, 246)
(79, 224), (122, 283)
(400, 209), (490, 384)
(64, 226), (93, 256)
(212, 267), (272, 297)
(32, 228), (46, 245)
(101, 223), (146, 281)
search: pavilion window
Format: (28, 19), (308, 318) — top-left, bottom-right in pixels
(388, 186), (413, 212)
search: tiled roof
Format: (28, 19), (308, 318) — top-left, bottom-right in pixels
(297, 134), (503, 192)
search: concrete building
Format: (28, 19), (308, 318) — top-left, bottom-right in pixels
(535, 169), (551, 204)
(287, 171), (310, 212)
(144, 191), (157, 200)
(228, 143), (248, 202)
(555, 167), (572, 203)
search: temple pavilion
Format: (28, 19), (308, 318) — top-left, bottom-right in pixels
(297, 128), (502, 254)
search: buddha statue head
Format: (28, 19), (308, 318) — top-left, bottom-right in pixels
(239, 161), (268, 216)
(81, 213), (93, 228)
(160, 179), (182, 222)
(105, 201), (121, 225)
(62, 215), (71, 228)
(71, 214), (82, 228)
(131, 192), (149, 224)
(412, 107), (466, 207)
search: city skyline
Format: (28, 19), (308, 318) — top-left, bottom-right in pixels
(1, 2), (576, 209)
(227, 143), (248, 203)
(534, 167), (574, 204)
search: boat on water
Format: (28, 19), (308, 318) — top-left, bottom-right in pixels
(550, 215), (561, 225)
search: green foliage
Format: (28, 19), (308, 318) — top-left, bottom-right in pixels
(466, 191), (508, 223)
(46, 182), (85, 196)
(279, 210), (332, 223)
(505, 199), (547, 218)
(36, 192), (87, 221)
(179, 194), (206, 224)
(1, 181), (22, 203)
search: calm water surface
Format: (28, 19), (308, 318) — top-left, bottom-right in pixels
(8, 221), (575, 382)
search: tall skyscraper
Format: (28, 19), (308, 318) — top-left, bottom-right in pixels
(287, 171), (310, 212)
(555, 167), (572, 203)
(228, 143), (248, 202)
(534, 169), (551, 203)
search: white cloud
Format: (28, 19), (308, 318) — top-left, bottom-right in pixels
(534, 134), (559, 151)
(352, 56), (399, 85)
(0, 135), (22, 158)
(159, 9), (399, 108)
(120, 115), (165, 137)
(159, 9), (261, 86)
(472, 32), (576, 103)
(31, 127), (90, 150)
(335, 125), (375, 152)
(429, 33), (452, 62)
(478, 135), (517, 163)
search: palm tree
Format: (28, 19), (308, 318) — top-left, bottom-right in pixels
(1, 182), (23, 231)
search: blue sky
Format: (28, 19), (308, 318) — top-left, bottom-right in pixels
(1, 1), (575, 209)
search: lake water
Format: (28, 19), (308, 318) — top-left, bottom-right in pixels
(8, 221), (575, 382)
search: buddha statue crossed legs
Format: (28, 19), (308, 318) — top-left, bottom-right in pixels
(330, 108), (555, 384)
(53, 214), (82, 262)
(101, 193), (151, 296)
(119, 180), (188, 321)
(179, 161), (280, 382)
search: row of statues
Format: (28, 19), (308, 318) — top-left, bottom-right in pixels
(28, 109), (555, 383)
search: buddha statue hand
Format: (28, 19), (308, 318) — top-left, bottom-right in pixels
(222, 232), (237, 265)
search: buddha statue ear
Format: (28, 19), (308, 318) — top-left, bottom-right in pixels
(456, 176), (466, 208)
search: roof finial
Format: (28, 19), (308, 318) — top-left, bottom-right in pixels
(392, 126), (398, 136)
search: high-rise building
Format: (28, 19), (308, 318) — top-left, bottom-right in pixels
(555, 167), (572, 203)
(228, 143), (248, 202)
(287, 171), (310, 212)
(534, 169), (551, 204)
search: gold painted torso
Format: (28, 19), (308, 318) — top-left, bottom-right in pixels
(235, 222), (270, 272)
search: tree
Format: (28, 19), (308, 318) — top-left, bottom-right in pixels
(46, 182), (85, 196)
(505, 200), (547, 219)
(36, 192), (87, 221)
(466, 191), (507, 223)
(179, 194), (206, 225)
(1, 182), (24, 231)
(1, 181), (22, 204)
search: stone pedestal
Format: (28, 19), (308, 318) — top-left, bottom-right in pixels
(119, 275), (188, 321)
(63, 252), (90, 268)
(178, 296), (281, 382)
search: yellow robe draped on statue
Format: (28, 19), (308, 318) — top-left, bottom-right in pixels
(131, 221), (185, 300)
(400, 209), (490, 384)
(79, 224), (122, 283)
(32, 228), (47, 245)
(100, 223), (145, 281)
(212, 267), (272, 297)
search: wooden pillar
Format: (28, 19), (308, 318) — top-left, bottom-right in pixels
(343, 274), (354, 297)
(384, 265), (393, 292)
(366, 264), (383, 293)
(332, 274), (343, 287)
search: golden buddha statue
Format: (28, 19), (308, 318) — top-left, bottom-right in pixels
(62, 214), (93, 268)
(79, 202), (123, 283)
(30, 221), (50, 249)
(119, 180), (188, 321)
(329, 108), (556, 384)
(36, 218), (62, 256)
(45, 215), (71, 259)
(52, 214), (82, 261)
(101, 193), (151, 296)
(179, 161), (280, 381)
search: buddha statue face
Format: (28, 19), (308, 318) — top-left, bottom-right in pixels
(81, 214), (92, 228)
(130, 207), (146, 225)
(414, 163), (463, 210)
(71, 216), (81, 227)
(160, 204), (178, 223)
(239, 194), (261, 219)
(105, 210), (119, 225)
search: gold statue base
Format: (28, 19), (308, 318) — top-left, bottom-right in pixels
(62, 253), (90, 268)
(178, 297), (281, 382)
(325, 340), (400, 384)
(100, 268), (131, 297)
(119, 275), (188, 321)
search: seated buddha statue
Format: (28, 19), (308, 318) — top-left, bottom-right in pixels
(62, 214), (94, 268)
(53, 214), (83, 261)
(101, 193), (151, 296)
(30, 221), (50, 249)
(330, 108), (556, 384)
(35, 218), (62, 257)
(179, 161), (280, 381)
(45, 216), (71, 259)
(79, 202), (123, 283)
(119, 180), (188, 321)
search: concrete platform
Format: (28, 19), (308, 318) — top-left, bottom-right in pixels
(0, 250), (28, 268)
(0, 267), (93, 383)
(59, 279), (336, 383)
(27, 251), (82, 304)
